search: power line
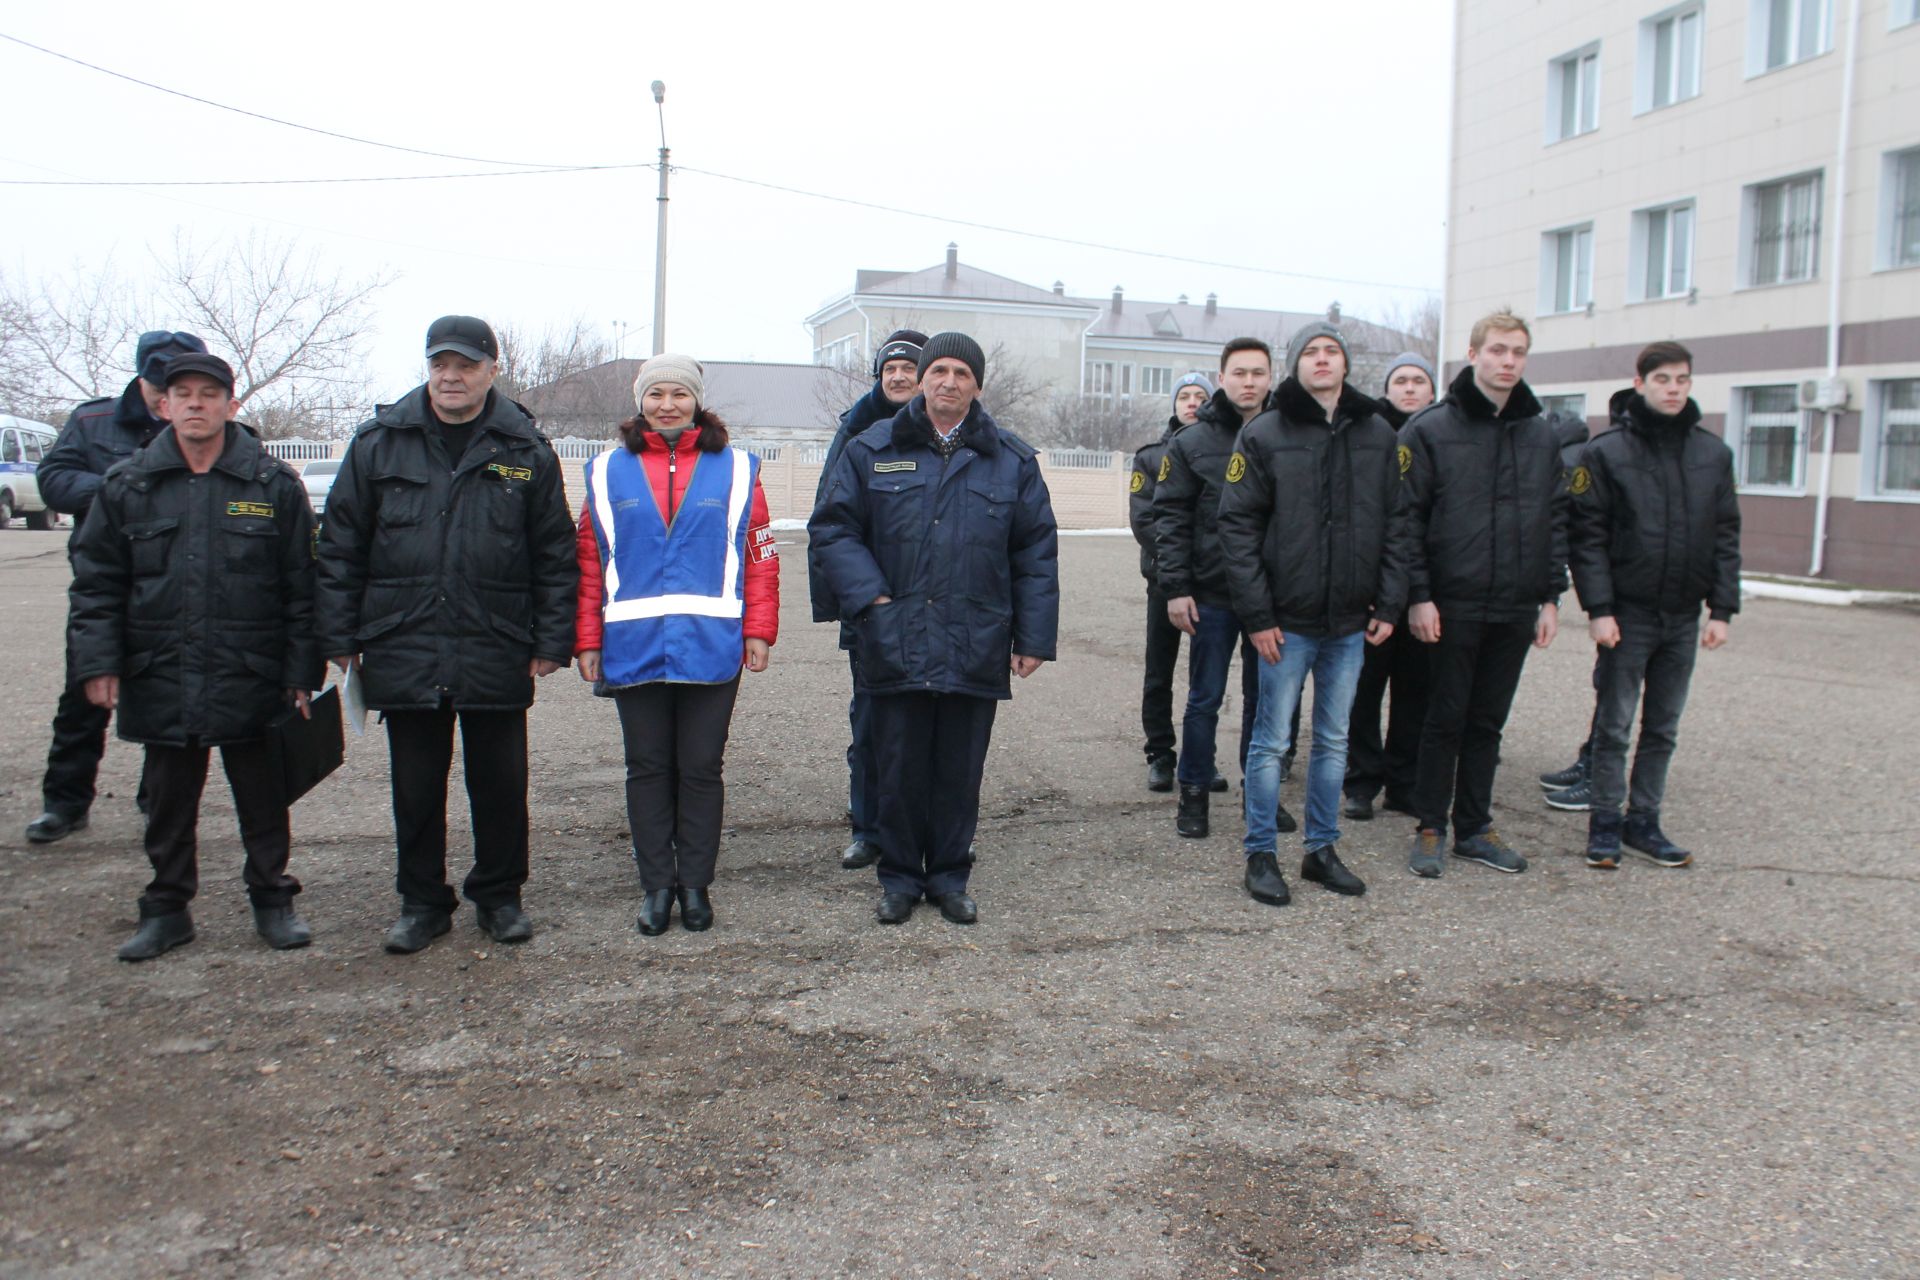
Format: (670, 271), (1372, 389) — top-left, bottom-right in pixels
(0, 31), (579, 170)
(0, 164), (652, 187)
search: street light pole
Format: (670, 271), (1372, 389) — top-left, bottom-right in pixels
(651, 80), (669, 357)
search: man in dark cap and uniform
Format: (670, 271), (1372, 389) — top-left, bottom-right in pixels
(811, 328), (925, 871)
(810, 332), (1059, 926)
(25, 331), (207, 845)
(67, 353), (323, 960)
(316, 316), (577, 953)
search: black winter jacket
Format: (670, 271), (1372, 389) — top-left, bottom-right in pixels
(1570, 391), (1741, 621)
(66, 424), (322, 746)
(313, 387), (577, 711)
(38, 379), (168, 534)
(811, 380), (911, 640)
(1217, 379), (1412, 638)
(808, 397), (1059, 700)
(1128, 416), (1183, 582)
(1150, 390), (1246, 606)
(1403, 367), (1569, 623)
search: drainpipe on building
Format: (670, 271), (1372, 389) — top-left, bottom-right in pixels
(1809, 0), (1864, 578)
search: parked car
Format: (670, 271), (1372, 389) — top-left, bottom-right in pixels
(0, 415), (60, 530)
(302, 457), (341, 517)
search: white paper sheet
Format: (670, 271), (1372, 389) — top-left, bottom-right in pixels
(340, 662), (369, 738)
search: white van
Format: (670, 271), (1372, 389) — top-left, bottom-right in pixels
(0, 415), (61, 530)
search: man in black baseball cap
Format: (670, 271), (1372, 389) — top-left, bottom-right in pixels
(423, 314), (500, 363)
(24, 328), (210, 846)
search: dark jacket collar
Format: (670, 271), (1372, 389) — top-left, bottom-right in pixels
(114, 378), (166, 434)
(889, 395), (1000, 457)
(136, 422), (268, 480)
(1377, 401), (1411, 431)
(378, 385), (538, 440)
(1272, 376), (1382, 428)
(1446, 365), (1543, 423)
(1618, 388), (1703, 440)
(1194, 387), (1246, 435)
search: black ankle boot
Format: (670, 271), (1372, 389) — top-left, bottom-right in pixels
(1176, 784), (1209, 838)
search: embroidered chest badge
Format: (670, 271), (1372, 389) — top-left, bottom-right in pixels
(873, 460), (917, 473)
(226, 501), (274, 518)
(486, 462), (534, 482)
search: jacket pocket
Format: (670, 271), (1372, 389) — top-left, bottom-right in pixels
(354, 609), (411, 644)
(221, 520), (278, 574)
(857, 597), (918, 688)
(963, 472), (1013, 544)
(125, 517), (179, 577)
(373, 470), (429, 528)
(869, 472), (929, 544)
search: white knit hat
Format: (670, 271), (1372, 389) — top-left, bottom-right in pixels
(632, 353), (705, 412)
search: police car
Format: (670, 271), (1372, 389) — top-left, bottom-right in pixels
(0, 415), (60, 531)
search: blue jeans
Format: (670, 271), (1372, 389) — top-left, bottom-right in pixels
(1244, 630), (1366, 854)
(1175, 604), (1242, 789)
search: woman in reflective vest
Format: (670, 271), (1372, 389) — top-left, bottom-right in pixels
(575, 354), (779, 936)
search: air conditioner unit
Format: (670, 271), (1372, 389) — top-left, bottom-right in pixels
(1797, 378), (1850, 412)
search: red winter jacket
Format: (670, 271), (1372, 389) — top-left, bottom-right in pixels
(575, 426), (779, 656)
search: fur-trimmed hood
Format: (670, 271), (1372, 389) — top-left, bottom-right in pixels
(1271, 375), (1386, 428)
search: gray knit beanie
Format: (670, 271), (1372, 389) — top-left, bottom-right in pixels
(1286, 323), (1350, 378)
(632, 353), (705, 411)
(1172, 371), (1214, 404)
(1382, 351), (1437, 392)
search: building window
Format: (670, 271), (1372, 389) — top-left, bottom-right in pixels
(1540, 223), (1595, 314)
(1871, 379), (1920, 495)
(1735, 385), (1806, 489)
(1547, 44), (1601, 142)
(813, 333), (857, 369)
(1743, 172), (1822, 286)
(1895, 0), (1919, 27)
(1086, 361), (1116, 397)
(1749, 0), (1831, 73)
(1630, 200), (1696, 300)
(1880, 147), (1920, 269)
(1541, 394), (1589, 425)
(1140, 366), (1174, 398)
(1638, 4), (1703, 111)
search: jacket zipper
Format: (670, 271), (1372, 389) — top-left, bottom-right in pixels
(666, 440), (678, 523)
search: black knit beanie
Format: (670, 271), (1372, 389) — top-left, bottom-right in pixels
(916, 332), (987, 389)
(872, 329), (929, 377)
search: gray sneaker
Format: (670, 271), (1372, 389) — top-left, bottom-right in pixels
(1408, 829), (1445, 878)
(1452, 830), (1528, 874)
(1544, 780), (1592, 812)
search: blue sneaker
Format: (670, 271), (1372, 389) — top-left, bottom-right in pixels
(1452, 830), (1528, 874)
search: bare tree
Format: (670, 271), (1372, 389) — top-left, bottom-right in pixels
(0, 262), (142, 422)
(495, 317), (613, 399)
(1031, 394), (1162, 451)
(812, 345), (872, 430)
(1361, 294), (1442, 366)
(978, 343), (1047, 436)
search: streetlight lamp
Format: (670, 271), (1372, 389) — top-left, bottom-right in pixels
(651, 80), (669, 357)
(611, 319), (628, 360)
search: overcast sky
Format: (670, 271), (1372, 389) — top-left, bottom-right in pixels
(2, 0), (1454, 403)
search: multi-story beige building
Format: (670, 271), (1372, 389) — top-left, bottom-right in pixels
(1446, 0), (1920, 588)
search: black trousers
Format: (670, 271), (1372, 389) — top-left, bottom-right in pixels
(1411, 618), (1535, 838)
(384, 704), (529, 912)
(1142, 589), (1183, 761)
(41, 679), (121, 817)
(844, 652), (880, 842)
(870, 692), (997, 898)
(1589, 607), (1699, 818)
(139, 740), (297, 915)
(614, 676), (741, 892)
(1344, 628), (1432, 805)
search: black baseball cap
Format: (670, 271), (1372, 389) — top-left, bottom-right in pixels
(162, 353), (236, 394)
(424, 315), (499, 362)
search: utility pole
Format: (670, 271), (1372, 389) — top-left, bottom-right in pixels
(651, 81), (669, 357)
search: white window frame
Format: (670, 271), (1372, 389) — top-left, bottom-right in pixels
(1539, 223), (1596, 315)
(1086, 361), (1116, 398)
(1894, 0), (1919, 29)
(1730, 384), (1809, 494)
(1747, 0), (1832, 75)
(1629, 199), (1697, 301)
(1739, 171), (1823, 288)
(1139, 366), (1174, 398)
(1636, 3), (1705, 113)
(1545, 43), (1602, 143)
(1877, 146), (1920, 271)
(1860, 377), (1920, 502)
(813, 333), (857, 370)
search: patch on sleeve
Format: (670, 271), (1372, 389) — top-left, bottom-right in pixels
(1129, 470), (1146, 494)
(226, 501), (274, 518)
(1569, 465), (1592, 496)
(1397, 444), (1412, 475)
(873, 460), (917, 473)
(1157, 455), (1172, 483)
(750, 525), (778, 563)
(1225, 452), (1247, 484)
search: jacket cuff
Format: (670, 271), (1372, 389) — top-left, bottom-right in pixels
(1585, 602), (1614, 619)
(1708, 608), (1732, 623)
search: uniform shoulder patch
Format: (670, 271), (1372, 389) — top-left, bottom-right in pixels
(1156, 455), (1172, 483)
(873, 460), (917, 473)
(1397, 444), (1412, 475)
(1129, 469), (1146, 494)
(1225, 452), (1247, 484)
(1569, 464), (1592, 496)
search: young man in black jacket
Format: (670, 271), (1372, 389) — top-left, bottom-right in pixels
(67, 355), (323, 961)
(1151, 339), (1290, 839)
(1342, 352), (1437, 821)
(1129, 371), (1213, 791)
(1403, 311), (1568, 878)
(25, 330), (206, 845)
(1218, 325), (1410, 905)
(1569, 341), (1740, 869)
(810, 329), (925, 870)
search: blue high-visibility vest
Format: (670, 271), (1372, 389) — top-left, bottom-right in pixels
(585, 444), (757, 686)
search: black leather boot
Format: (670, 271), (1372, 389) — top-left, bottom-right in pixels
(676, 886), (714, 932)
(636, 889), (674, 935)
(384, 908), (452, 954)
(1301, 845), (1366, 896)
(118, 909), (195, 962)
(1176, 785), (1209, 838)
(252, 903), (313, 950)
